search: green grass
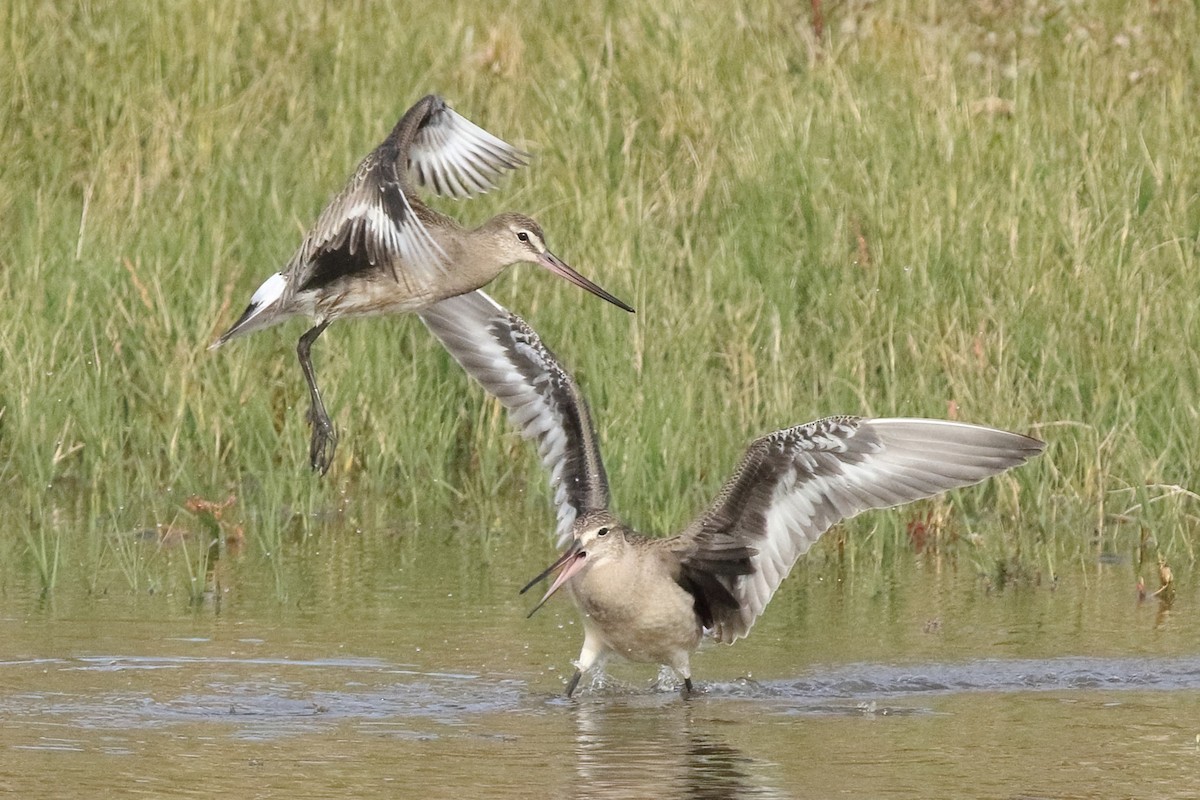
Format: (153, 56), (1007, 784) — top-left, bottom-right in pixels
(2, 0), (1198, 595)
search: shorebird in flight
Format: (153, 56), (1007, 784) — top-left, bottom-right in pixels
(211, 95), (633, 474)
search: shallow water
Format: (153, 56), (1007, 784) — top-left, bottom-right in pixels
(2, 532), (1198, 798)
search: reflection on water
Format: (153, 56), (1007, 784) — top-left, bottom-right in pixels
(6, 652), (1199, 734)
(571, 698), (785, 799)
(3, 649), (1199, 797)
(2, 553), (1198, 798)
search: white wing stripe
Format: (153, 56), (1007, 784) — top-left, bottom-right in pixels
(419, 290), (603, 545)
(698, 418), (1042, 643)
(408, 105), (530, 199)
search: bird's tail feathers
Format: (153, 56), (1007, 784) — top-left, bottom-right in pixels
(208, 272), (289, 349)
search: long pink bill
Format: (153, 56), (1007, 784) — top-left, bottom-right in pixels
(523, 543), (587, 619)
(539, 251), (635, 314)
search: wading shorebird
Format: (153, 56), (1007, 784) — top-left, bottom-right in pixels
(419, 290), (1044, 697)
(210, 95), (634, 474)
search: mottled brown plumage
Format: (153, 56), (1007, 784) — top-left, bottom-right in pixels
(211, 95), (632, 474)
(421, 290), (1044, 696)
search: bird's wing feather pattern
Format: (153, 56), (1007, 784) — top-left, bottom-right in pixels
(675, 417), (1044, 643)
(407, 98), (529, 199)
(289, 147), (450, 298)
(418, 291), (610, 544)
(287, 94), (529, 300)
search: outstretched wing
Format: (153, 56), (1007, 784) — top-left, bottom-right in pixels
(288, 146), (448, 300)
(674, 417), (1044, 643)
(418, 291), (610, 544)
(405, 95), (530, 199)
(286, 96), (528, 302)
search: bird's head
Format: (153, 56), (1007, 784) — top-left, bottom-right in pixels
(521, 511), (628, 616)
(483, 213), (634, 313)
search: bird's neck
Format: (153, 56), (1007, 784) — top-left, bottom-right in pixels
(426, 226), (509, 302)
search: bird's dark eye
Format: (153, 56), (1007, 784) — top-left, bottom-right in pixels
(517, 231), (530, 243)
(596, 527), (609, 537)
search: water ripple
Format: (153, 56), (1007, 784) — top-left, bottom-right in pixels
(711, 655), (1200, 702)
(2, 654), (1199, 736)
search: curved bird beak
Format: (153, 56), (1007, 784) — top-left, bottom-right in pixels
(538, 251), (635, 313)
(522, 540), (587, 618)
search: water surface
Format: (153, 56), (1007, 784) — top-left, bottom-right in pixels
(2, 530), (1197, 798)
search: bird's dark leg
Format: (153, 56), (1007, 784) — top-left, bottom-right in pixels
(297, 321), (336, 475)
(682, 677), (694, 698)
(565, 669), (583, 698)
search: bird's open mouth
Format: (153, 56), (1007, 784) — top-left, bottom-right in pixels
(521, 541), (587, 618)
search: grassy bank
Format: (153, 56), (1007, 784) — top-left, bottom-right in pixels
(2, 0), (1197, 595)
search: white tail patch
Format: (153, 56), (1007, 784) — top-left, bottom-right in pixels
(250, 272), (288, 309)
(209, 272), (289, 349)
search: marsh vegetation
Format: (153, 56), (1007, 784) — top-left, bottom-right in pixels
(2, 1), (1196, 598)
